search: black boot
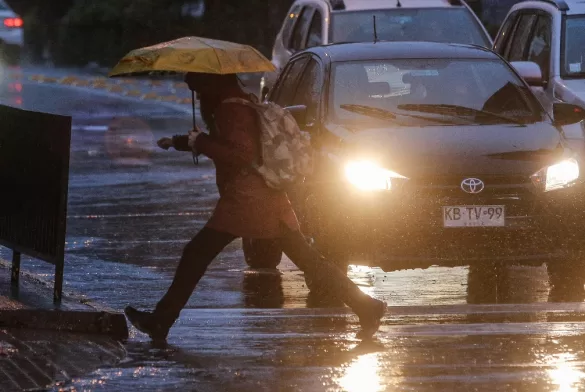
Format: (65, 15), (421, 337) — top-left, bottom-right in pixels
(124, 306), (173, 341)
(356, 299), (386, 339)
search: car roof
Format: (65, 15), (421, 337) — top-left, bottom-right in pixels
(331, 0), (463, 10)
(515, 0), (585, 15)
(302, 41), (499, 63)
(562, 0), (585, 15)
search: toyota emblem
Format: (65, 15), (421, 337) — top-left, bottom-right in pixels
(461, 178), (485, 194)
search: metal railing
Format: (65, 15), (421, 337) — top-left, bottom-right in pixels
(0, 104), (71, 303)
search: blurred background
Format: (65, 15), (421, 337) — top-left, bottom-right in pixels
(5, 0), (521, 70)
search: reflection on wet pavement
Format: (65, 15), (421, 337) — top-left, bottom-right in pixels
(3, 75), (585, 391)
(58, 309), (585, 391)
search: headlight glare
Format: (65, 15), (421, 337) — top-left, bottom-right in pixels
(344, 160), (406, 191)
(531, 158), (580, 192)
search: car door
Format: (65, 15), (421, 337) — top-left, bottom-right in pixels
(493, 10), (521, 55)
(495, 11), (555, 113)
(290, 57), (323, 130)
(524, 13), (554, 113)
(305, 7), (324, 48)
(272, 4), (303, 71)
(281, 4), (302, 54)
(268, 56), (323, 217)
(505, 12), (538, 62)
(287, 57), (340, 191)
(269, 56), (310, 107)
(289, 6), (315, 52)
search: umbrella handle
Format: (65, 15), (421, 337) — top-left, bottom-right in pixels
(191, 90), (198, 165)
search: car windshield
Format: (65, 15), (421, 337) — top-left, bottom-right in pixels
(329, 58), (544, 126)
(563, 16), (585, 78)
(330, 8), (490, 48)
(0, 1), (9, 11)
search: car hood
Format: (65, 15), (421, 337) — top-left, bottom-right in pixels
(326, 122), (567, 179)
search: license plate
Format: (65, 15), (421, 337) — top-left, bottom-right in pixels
(443, 205), (505, 227)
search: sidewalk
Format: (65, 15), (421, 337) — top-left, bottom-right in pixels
(0, 260), (128, 391)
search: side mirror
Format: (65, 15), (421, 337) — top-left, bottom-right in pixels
(285, 105), (308, 128)
(510, 61), (545, 87)
(553, 103), (585, 127)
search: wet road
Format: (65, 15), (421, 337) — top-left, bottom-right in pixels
(2, 68), (585, 391)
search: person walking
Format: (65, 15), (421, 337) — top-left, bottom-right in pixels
(124, 72), (386, 341)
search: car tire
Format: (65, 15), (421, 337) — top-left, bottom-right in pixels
(296, 189), (350, 274)
(547, 259), (585, 302)
(242, 238), (283, 269)
(467, 262), (503, 304)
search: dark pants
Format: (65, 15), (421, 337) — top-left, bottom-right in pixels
(154, 226), (374, 325)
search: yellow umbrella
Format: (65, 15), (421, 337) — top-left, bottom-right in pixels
(109, 36), (275, 77)
(109, 36), (275, 165)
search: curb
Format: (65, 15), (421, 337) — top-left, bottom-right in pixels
(0, 259), (114, 313)
(24, 72), (195, 116)
(0, 259), (128, 340)
(29, 77), (195, 117)
(0, 310), (128, 340)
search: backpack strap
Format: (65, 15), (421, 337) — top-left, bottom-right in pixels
(222, 97), (255, 107)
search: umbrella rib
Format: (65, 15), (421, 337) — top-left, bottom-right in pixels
(199, 38), (224, 74)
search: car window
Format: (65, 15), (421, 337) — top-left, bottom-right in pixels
(508, 14), (537, 61)
(526, 15), (552, 78)
(291, 59), (322, 122)
(562, 16), (585, 77)
(494, 11), (519, 55)
(272, 57), (309, 107)
(330, 8), (491, 47)
(290, 7), (314, 52)
(305, 10), (323, 48)
(329, 59), (544, 126)
(282, 5), (302, 49)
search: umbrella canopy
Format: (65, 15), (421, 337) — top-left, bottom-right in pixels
(109, 36), (275, 77)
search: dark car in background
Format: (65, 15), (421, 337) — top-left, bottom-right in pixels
(0, 0), (22, 65)
(266, 41), (585, 274)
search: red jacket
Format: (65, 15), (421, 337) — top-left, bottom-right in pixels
(178, 89), (299, 238)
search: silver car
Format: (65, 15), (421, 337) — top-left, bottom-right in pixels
(494, 0), (585, 153)
(495, 0), (585, 114)
(259, 0), (492, 100)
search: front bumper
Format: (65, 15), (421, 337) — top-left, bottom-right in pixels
(307, 180), (585, 270)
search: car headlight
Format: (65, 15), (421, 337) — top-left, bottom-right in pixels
(344, 160), (407, 191)
(531, 158), (580, 192)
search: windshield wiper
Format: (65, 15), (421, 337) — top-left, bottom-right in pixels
(340, 104), (397, 120)
(397, 104), (526, 126)
(485, 148), (561, 162)
(339, 104), (463, 125)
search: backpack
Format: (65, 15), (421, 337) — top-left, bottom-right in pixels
(222, 97), (313, 190)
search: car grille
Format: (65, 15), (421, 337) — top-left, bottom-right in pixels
(398, 174), (539, 219)
(311, 173), (572, 264)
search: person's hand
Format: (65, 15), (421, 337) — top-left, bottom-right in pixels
(188, 127), (203, 149)
(157, 137), (173, 150)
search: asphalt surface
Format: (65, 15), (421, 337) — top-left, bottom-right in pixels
(1, 66), (585, 391)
